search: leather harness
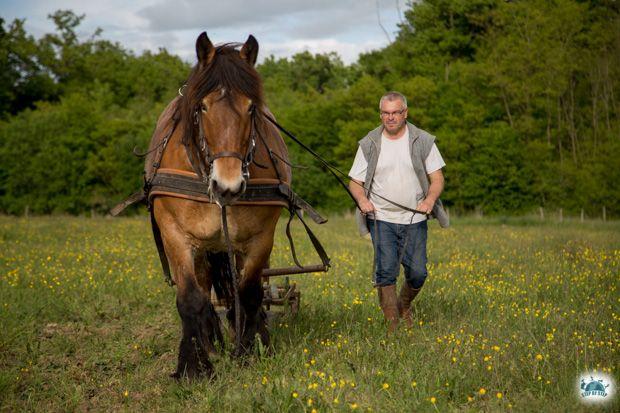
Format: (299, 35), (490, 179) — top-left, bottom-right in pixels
(111, 107), (330, 287)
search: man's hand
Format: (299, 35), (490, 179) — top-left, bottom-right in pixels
(416, 199), (434, 215)
(417, 169), (444, 215)
(359, 198), (376, 215)
(349, 178), (375, 215)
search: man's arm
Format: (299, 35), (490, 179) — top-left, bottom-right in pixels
(349, 179), (375, 214)
(416, 169), (444, 214)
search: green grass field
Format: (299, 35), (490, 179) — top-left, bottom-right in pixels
(0, 215), (618, 412)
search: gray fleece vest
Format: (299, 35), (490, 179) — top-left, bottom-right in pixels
(355, 122), (450, 236)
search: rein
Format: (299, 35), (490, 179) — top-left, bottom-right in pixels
(261, 112), (429, 217)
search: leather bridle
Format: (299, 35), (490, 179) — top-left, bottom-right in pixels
(190, 104), (259, 186)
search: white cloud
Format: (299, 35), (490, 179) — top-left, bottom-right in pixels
(137, 0), (356, 31)
(1, 0), (407, 64)
(262, 38), (385, 65)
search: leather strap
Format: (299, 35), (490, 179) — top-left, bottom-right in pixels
(285, 207), (331, 270)
(109, 191), (145, 217)
(285, 210), (303, 268)
(143, 170), (327, 225)
(278, 183), (326, 224)
(211, 151), (244, 161)
(149, 173), (286, 204)
(150, 209), (173, 286)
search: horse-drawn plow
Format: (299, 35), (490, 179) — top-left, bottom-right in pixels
(209, 263), (329, 317)
(211, 277), (300, 317)
(259, 264), (328, 316)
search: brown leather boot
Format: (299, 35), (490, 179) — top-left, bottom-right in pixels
(397, 283), (421, 328)
(377, 285), (399, 333)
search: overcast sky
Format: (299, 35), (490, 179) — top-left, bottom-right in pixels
(1, 0), (409, 64)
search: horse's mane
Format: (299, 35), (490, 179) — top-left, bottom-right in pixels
(178, 43), (266, 146)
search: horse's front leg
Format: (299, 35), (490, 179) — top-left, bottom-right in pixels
(159, 220), (218, 379)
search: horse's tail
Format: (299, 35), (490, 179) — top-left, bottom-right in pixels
(206, 252), (234, 308)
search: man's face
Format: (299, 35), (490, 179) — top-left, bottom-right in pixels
(380, 99), (408, 136)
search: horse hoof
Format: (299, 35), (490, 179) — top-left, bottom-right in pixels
(171, 362), (213, 380)
(231, 347), (252, 362)
(231, 348), (245, 358)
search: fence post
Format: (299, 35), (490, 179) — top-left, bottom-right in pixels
(559, 208), (563, 223)
(539, 207), (544, 221)
(580, 208), (584, 223)
(603, 206), (606, 222)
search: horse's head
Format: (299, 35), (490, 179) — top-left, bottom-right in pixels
(182, 32), (263, 206)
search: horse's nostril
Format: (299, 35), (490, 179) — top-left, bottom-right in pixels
(211, 179), (219, 192)
(210, 179), (245, 206)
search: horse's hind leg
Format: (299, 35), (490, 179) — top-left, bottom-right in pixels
(195, 253), (224, 355)
(160, 226), (217, 379)
(226, 276), (268, 355)
(243, 279), (270, 350)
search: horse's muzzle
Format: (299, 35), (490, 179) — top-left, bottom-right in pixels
(210, 177), (246, 206)
(209, 157), (247, 206)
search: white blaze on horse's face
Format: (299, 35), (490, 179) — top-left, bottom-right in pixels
(201, 91), (254, 206)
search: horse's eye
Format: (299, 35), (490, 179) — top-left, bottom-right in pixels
(200, 103), (208, 113)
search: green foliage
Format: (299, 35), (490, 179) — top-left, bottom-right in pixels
(0, 17), (59, 116)
(357, 0), (620, 216)
(260, 51), (355, 94)
(0, 2), (619, 216)
(0, 11), (189, 214)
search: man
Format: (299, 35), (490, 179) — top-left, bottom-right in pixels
(348, 91), (449, 332)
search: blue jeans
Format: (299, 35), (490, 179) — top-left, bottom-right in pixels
(366, 218), (428, 288)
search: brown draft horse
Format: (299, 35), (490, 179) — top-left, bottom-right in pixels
(147, 32), (291, 379)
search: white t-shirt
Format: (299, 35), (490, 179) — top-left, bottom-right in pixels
(348, 129), (445, 224)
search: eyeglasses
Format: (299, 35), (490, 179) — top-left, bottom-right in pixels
(380, 108), (406, 117)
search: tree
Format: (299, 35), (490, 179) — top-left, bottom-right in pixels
(0, 18), (58, 117)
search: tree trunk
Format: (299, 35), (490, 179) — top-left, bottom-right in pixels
(568, 78), (578, 163)
(546, 107), (552, 148)
(557, 97), (563, 164)
(601, 58), (613, 130)
(502, 88), (514, 128)
(591, 71), (598, 153)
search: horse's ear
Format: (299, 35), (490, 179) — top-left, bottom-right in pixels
(196, 31), (215, 66)
(240, 35), (259, 66)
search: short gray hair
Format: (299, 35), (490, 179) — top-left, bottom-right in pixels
(379, 91), (407, 110)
